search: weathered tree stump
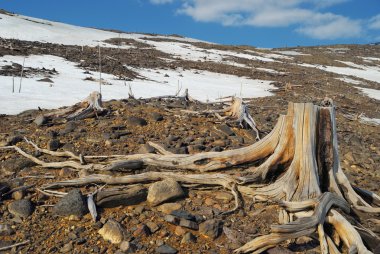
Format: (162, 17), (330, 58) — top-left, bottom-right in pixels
(44, 91), (106, 121)
(2, 101), (379, 253)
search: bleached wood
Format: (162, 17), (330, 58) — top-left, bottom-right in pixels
(326, 210), (372, 254)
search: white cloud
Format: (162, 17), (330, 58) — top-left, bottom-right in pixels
(369, 14), (380, 30)
(153, 0), (364, 40)
(297, 16), (362, 39)
(150, 0), (174, 4)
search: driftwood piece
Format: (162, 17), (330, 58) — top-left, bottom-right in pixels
(95, 185), (147, 207)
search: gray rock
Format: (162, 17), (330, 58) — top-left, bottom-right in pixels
(218, 124), (235, 136)
(147, 179), (184, 206)
(0, 224), (14, 236)
(187, 145), (205, 154)
(126, 116), (148, 126)
(98, 219), (126, 244)
(60, 242), (73, 253)
(181, 232), (197, 244)
(155, 244), (178, 254)
(34, 115), (47, 126)
(146, 221), (160, 233)
(138, 144), (155, 154)
(164, 215), (180, 225)
(151, 112), (164, 122)
(266, 246), (294, 254)
(120, 240), (136, 252)
(199, 219), (222, 239)
(133, 224), (150, 237)
(210, 146), (223, 152)
(0, 158), (36, 173)
(156, 203), (182, 214)
(8, 199), (34, 218)
(170, 210), (195, 221)
(169, 147), (188, 154)
(6, 135), (23, 145)
(179, 219), (198, 230)
(53, 189), (88, 217)
(47, 139), (61, 151)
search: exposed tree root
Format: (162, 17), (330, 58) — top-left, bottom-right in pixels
(2, 101), (379, 253)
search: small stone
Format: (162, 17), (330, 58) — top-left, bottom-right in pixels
(211, 146), (223, 152)
(53, 189), (88, 217)
(11, 189), (25, 200)
(6, 135), (23, 145)
(98, 219), (126, 244)
(76, 238), (86, 245)
(156, 203), (182, 214)
(133, 224), (150, 237)
(126, 116), (148, 126)
(151, 112), (164, 122)
(214, 192), (233, 202)
(164, 215), (180, 225)
(0, 224), (14, 236)
(174, 226), (186, 236)
(170, 210), (195, 221)
(187, 145), (205, 154)
(134, 205), (145, 215)
(59, 167), (73, 177)
(62, 143), (75, 153)
(218, 124), (235, 136)
(147, 179), (184, 206)
(138, 144), (155, 154)
(146, 221), (160, 233)
(179, 219), (198, 230)
(199, 219), (222, 239)
(47, 139), (61, 151)
(266, 246), (294, 254)
(120, 241), (136, 252)
(204, 198), (215, 206)
(34, 115), (47, 126)
(344, 152), (355, 162)
(8, 199), (34, 218)
(60, 242), (73, 253)
(211, 140), (226, 147)
(181, 232), (197, 244)
(155, 244), (178, 254)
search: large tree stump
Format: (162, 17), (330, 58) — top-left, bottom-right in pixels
(3, 101), (379, 253)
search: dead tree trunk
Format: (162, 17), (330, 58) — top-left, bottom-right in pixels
(3, 102), (379, 253)
(44, 91), (106, 121)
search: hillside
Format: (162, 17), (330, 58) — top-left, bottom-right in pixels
(0, 10), (379, 254)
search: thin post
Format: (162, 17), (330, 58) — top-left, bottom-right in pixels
(12, 75), (14, 93)
(18, 57), (25, 93)
(98, 44), (102, 94)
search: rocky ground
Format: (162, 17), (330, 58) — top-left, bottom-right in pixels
(0, 34), (379, 253)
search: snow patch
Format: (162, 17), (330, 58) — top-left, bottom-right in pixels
(298, 62), (380, 83)
(0, 54), (275, 115)
(336, 77), (362, 85)
(356, 87), (380, 101)
(275, 50), (309, 56)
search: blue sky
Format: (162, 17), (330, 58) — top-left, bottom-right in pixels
(1, 0), (380, 48)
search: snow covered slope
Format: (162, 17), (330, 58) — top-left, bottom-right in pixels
(0, 55), (274, 115)
(0, 12), (203, 47)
